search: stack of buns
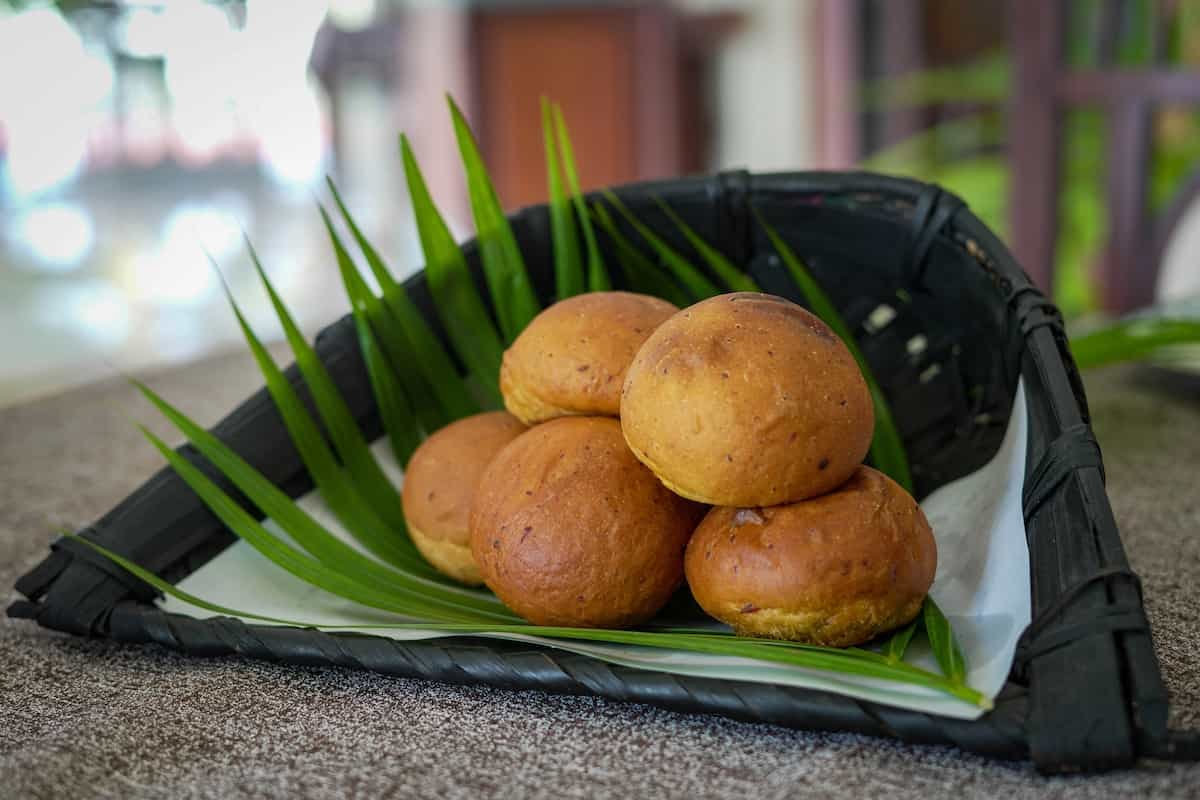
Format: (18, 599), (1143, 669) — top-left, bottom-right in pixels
(401, 290), (936, 646)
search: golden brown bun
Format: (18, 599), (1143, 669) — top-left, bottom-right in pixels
(401, 411), (527, 585)
(500, 291), (678, 425)
(406, 527), (480, 586)
(621, 292), (874, 507)
(470, 416), (706, 627)
(684, 466), (936, 647)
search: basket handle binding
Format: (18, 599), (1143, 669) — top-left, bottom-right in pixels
(1008, 277), (1200, 767)
(1021, 424), (1104, 519)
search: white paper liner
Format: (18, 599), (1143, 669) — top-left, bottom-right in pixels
(163, 381), (1031, 720)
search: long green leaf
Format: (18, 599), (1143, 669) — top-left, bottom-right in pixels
(552, 103), (609, 292)
(923, 597), (967, 686)
(136, 428), (482, 622)
(653, 197), (759, 292)
(322, 182), (400, 298)
(400, 133), (505, 406)
(351, 309), (421, 464)
(602, 190), (723, 299)
(76, 534), (988, 709)
(326, 230), (423, 464)
(68, 534), (302, 626)
(1070, 316), (1200, 369)
(754, 207), (914, 492)
(318, 203), (452, 439)
(881, 619), (919, 664)
(244, 241), (407, 531)
(325, 179), (478, 425)
(447, 95), (541, 341)
(542, 97), (584, 299)
(130, 381), (515, 619)
(211, 264), (438, 573)
(591, 202), (693, 307)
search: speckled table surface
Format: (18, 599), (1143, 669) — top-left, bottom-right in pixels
(2, 352), (1198, 799)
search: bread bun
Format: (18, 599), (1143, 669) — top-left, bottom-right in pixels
(684, 466), (936, 647)
(401, 411), (527, 585)
(621, 292), (873, 507)
(500, 291), (678, 425)
(470, 416), (705, 627)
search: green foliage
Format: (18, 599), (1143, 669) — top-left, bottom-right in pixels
(135, 427), (502, 622)
(540, 99), (610, 297)
(1071, 314), (1200, 369)
(881, 619), (918, 665)
(551, 104), (609, 292)
(542, 98), (584, 299)
(244, 241), (408, 531)
(601, 191), (724, 298)
(448, 96), (541, 341)
(326, 179), (478, 427)
(653, 198), (758, 293)
(401, 134), (505, 407)
(923, 598), (967, 686)
(320, 206), (423, 463)
(590, 203), (694, 307)
(130, 381), (511, 618)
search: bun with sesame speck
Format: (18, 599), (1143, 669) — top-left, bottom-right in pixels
(500, 291), (678, 425)
(684, 466), (936, 647)
(470, 416), (705, 627)
(401, 411), (527, 586)
(620, 292), (874, 507)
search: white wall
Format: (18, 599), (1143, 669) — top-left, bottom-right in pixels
(675, 0), (818, 172)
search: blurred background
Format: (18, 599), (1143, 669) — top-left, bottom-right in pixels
(2, 0), (1199, 407)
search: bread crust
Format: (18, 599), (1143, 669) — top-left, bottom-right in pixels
(684, 466), (936, 647)
(470, 416), (705, 627)
(500, 291), (678, 425)
(401, 411), (527, 585)
(621, 292), (874, 507)
(408, 524), (483, 586)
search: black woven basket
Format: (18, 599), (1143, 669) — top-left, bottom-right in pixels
(9, 170), (1191, 773)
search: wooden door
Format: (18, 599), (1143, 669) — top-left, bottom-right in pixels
(468, 4), (685, 209)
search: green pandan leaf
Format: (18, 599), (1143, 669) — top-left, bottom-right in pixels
(136, 428), (488, 622)
(542, 97), (584, 299)
(211, 261), (439, 574)
(591, 202), (693, 307)
(654, 197), (758, 292)
(1070, 315), (1200, 370)
(552, 103), (609, 292)
(130, 380), (515, 619)
(244, 240), (408, 531)
(447, 95), (541, 341)
(318, 214), (423, 463)
(923, 598), (968, 686)
(325, 180), (478, 426)
(602, 190), (722, 299)
(881, 619), (918, 664)
(401, 133), (505, 406)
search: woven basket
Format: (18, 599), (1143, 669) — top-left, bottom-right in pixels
(9, 170), (1182, 773)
